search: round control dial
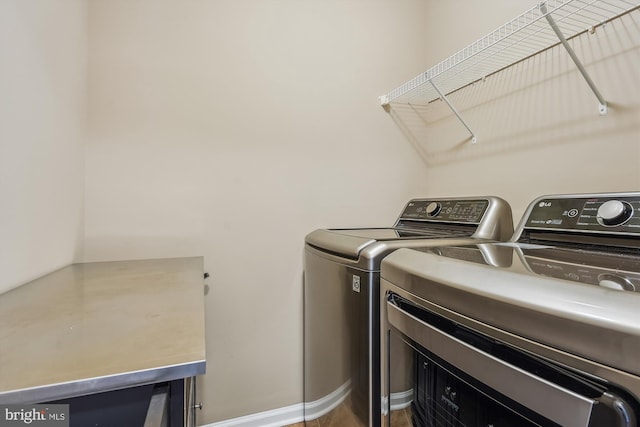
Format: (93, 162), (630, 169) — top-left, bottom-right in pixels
(426, 202), (441, 217)
(597, 200), (633, 226)
(598, 273), (636, 291)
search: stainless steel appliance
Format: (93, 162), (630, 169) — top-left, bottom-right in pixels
(304, 197), (513, 426)
(381, 192), (640, 427)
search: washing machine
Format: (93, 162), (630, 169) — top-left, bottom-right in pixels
(303, 196), (513, 427)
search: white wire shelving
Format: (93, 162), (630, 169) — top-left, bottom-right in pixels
(380, 0), (640, 143)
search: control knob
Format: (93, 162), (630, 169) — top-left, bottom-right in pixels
(598, 273), (636, 291)
(426, 202), (441, 217)
(597, 200), (633, 226)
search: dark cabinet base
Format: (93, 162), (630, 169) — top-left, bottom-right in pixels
(47, 378), (190, 427)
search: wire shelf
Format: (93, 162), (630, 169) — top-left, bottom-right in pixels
(381, 0), (640, 107)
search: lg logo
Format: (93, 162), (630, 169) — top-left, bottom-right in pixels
(538, 201), (552, 208)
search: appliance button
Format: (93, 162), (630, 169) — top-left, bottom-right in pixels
(598, 273), (636, 291)
(426, 202), (441, 217)
(597, 200), (633, 226)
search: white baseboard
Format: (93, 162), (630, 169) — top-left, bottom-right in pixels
(382, 388), (414, 415)
(303, 380), (351, 421)
(198, 402), (303, 427)
(199, 384), (412, 426)
(199, 381), (351, 427)
(199, 384), (411, 427)
(390, 388), (413, 410)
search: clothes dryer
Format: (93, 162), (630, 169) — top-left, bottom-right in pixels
(381, 192), (640, 427)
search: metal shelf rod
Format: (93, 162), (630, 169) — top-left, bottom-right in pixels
(541, 2), (608, 115)
(429, 80), (477, 144)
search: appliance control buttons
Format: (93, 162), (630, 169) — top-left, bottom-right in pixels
(598, 273), (636, 291)
(426, 202), (441, 217)
(597, 200), (633, 226)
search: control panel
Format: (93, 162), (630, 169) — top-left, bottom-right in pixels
(524, 255), (640, 292)
(399, 199), (489, 224)
(523, 195), (640, 235)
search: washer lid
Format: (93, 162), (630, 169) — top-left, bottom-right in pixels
(305, 229), (383, 259)
(305, 227), (470, 259)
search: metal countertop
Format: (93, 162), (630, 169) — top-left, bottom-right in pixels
(0, 257), (206, 404)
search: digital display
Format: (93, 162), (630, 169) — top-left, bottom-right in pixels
(449, 201), (487, 221)
(400, 200), (488, 223)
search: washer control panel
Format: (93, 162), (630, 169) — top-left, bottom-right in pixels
(524, 195), (640, 234)
(399, 199), (489, 223)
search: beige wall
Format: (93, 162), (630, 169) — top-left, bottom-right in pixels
(0, 1), (87, 294)
(85, 1), (432, 424)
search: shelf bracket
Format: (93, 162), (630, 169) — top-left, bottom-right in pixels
(430, 79), (478, 144)
(540, 2), (608, 115)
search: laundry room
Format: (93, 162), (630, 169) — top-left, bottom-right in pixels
(1, 1), (639, 426)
